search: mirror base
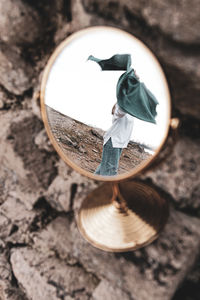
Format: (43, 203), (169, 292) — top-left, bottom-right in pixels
(77, 181), (169, 252)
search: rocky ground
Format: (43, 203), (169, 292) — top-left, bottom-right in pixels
(0, 1), (200, 300)
(46, 105), (151, 175)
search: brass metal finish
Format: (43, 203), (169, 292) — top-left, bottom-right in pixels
(40, 26), (174, 252)
(170, 118), (180, 130)
(77, 181), (169, 252)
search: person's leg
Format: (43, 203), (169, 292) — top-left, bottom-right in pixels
(94, 143), (108, 175)
(94, 163), (101, 175)
(94, 138), (122, 176)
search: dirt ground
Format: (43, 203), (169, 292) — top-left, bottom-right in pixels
(46, 105), (152, 175)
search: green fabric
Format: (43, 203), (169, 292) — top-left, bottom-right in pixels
(88, 54), (158, 124)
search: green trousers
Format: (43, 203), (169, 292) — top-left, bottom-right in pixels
(95, 138), (122, 176)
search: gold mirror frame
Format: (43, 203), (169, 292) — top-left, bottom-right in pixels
(40, 26), (172, 183)
(40, 26), (178, 252)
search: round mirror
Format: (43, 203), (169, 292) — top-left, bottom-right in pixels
(41, 26), (171, 181)
(41, 26), (173, 252)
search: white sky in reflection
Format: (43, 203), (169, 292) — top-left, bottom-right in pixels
(45, 28), (170, 150)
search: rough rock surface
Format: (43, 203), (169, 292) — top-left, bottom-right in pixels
(29, 210), (200, 300)
(11, 247), (99, 300)
(0, 43), (34, 95)
(82, 0), (200, 44)
(0, 1), (200, 300)
(0, 0), (66, 95)
(143, 135), (200, 217)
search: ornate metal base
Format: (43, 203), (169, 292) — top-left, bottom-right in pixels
(77, 181), (169, 252)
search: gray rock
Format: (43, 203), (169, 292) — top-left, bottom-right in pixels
(0, 214), (12, 240)
(0, 99), (4, 109)
(34, 129), (54, 152)
(32, 207), (200, 300)
(82, 0), (200, 45)
(90, 129), (103, 140)
(0, 279), (29, 300)
(0, 0), (67, 95)
(32, 216), (73, 260)
(0, 43), (34, 95)
(92, 280), (130, 300)
(0, 280), (6, 300)
(45, 174), (73, 212)
(60, 136), (78, 148)
(172, 255), (200, 300)
(10, 249), (59, 300)
(0, 197), (35, 224)
(121, 210), (200, 300)
(92, 149), (98, 153)
(0, 88), (15, 110)
(0, 0), (42, 46)
(78, 145), (87, 154)
(0, 252), (11, 282)
(7, 113), (58, 190)
(44, 159), (95, 212)
(54, 0), (93, 44)
(0, 247), (29, 300)
(0, 0), (66, 47)
(143, 136), (200, 215)
(10, 247), (99, 300)
(0, 110), (57, 209)
(0, 196), (36, 244)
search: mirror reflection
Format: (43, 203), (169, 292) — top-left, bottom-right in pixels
(44, 27), (170, 177)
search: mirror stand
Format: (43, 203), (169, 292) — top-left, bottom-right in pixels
(77, 180), (169, 252)
(40, 26), (180, 253)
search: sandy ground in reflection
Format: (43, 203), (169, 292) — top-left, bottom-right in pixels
(46, 105), (152, 175)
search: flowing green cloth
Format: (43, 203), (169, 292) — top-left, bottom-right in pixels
(88, 54), (158, 124)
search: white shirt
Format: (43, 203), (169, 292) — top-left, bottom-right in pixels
(103, 103), (134, 148)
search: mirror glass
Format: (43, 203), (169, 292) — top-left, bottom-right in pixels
(41, 26), (171, 179)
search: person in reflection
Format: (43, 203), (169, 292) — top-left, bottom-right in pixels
(95, 103), (134, 176)
(88, 53), (158, 176)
